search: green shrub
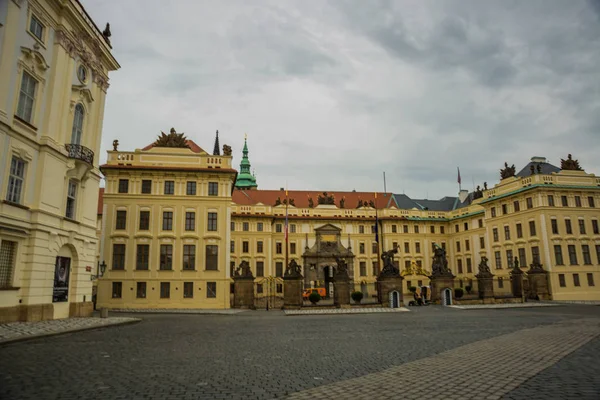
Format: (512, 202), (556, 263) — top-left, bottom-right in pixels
(454, 288), (464, 299)
(308, 292), (321, 304)
(465, 285), (472, 294)
(351, 291), (364, 303)
(409, 286), (417, 293)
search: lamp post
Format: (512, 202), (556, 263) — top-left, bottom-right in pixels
(91, 261), (106, 281)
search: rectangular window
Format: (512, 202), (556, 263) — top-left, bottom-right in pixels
(456, 241), (461, 252)
(290, 224), (297, 233)
(565, 219), (572, 235)
(136, 282), (146, 298)
(184, 282), (194, 298)
(257, 222), (263, 232)
(372, 261), (379, 276)
(208, 182), (219, 196)
(372, 242), (378, 253)
(276, 224), (283, 233)
(587, 273), (595, 287)
(371, 225), (376, 234)
(597, 245), (600, 265)
(160, 245), (173, 270)
(593, 220), (599, 234)
(16, 72), (37, 123)
(532, 246), (540, 264)
(568, 245), (578, 265)
(118, 179), (129, 194)
(162, 211), (173, 231)
(29, 14), (44, 41)
(256, 283), (264, 294)
(506, 249), (513, 267)
(276, 242), (282, 254)
(141, 180), (152, 194)
(582, 245), (592, 265)
(526, 197), (533, 209)
(116, 210), (127, 230)
(183, 245), (195, 270)
(290, 243), (296, 254)
(359, 225), (365, 234)
(256, 261), (264, 277)
(559, 274), (566, 287)
(513, 201), (520, 212)
(491, 208), (496, 218)
(65, 180), (77, 219)
(186, 181), (196, 195)
(504, 226), (511, 240)
(403, 225), (409, 233)
(493, 228), (499, 242)
(242, 241), (249, 253)
(479, 237), (485, 249)
(405, 260), (411, 270)
(6, 157), (26, 204)
(136, 244), (149, 270)
(465, 240), (470, 251)
(498, 277), (504, 289)
(207, 212), (218, 231)
(275, 262), (283, 277)
(206, 282), (217, 298)
(502, 204), (507, 215)
(160, 282), (170, 298)
(573, 274), (581, 287)
(579, 220), (586, 235)
(518, 247), (526, 268)
(554, 245), (564, 265)
(257, 241), (263, 253)
(205, 245), (218, 270)
(495, 251), (502, 269)
(561, 195), (568, 207)
(414, 225), (419, 234)
(243, 222), (249, 231)
(464, 222), (468, 231)
(359, 243), (365, 254)
(516, 223), (523, 238)
(478, 219), (483, 228)
(529, 221), (536, 236)
(430, 225), (435, 234)
(575, 196), (582, 207)
(441, 226), (446, 234)
(466, 258), (472, 273)
(404, 242), (410, 253)
(112, 282), (122, 298)
(551, 219), (558, 235)
(457, 259), (463, 274)
(588, 196), (595, 208)
(112, 244), (125, 270)
(164, 181), (174, 195)
(185, 211), (195, 231)
(360, 261), (367, 276)
(230, 222), (235, 231)
(230, 240), (235, 253)
(415, 242), (421, 253)
(392, 225), (397, 233)
(139, 211), (150, 230)
(393, 242), (398, 251)
(547, 195), (555, 207)
(0, 240), (17, 288)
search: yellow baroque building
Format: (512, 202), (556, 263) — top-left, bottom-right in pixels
(97, 135), (600, 309)
(0, 0), (119, 322)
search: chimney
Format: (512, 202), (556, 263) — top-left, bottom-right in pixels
(459, 189), (469, 203)
(531, 156), (546, 163)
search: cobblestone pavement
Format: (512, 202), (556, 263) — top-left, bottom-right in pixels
(111, 308), (247, 315)
(448, 303), (559, 310)
(284, 307), (409, 315)
(0, 317), (140, 344)
(0, 305), (599, 399)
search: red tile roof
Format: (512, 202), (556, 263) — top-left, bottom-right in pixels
(232, 190), (394, 209)
(141, 139), (206, 154)
(97, 188), (104, 215)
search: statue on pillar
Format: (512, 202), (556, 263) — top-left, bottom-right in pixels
(284, 259), (303, 278)
(475, 256), (493, 278)
(379, 247), (400, 277)
(431, 244), (452, 277)
(234, 260), (253, 278)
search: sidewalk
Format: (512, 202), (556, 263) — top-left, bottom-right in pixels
(284, 307), (410, 315)
(448, 303), (560, 310)
(110, 308), (248, 315)
(0, 317), (140, 345)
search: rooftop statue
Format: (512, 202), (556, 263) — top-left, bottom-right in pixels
(500, 162), (516, 179)
(318, 192), (335, 205)
(222, 144), (232, 156)
(153, 127), (190, 149)
(560, 154), (583, 171)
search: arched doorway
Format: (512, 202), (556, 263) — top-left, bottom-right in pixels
(389, 290), (400, 308)
(442, 288), (453, 306)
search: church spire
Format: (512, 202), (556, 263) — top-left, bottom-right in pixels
(212, 130), (220, 155)
(234, 134), (258, 190)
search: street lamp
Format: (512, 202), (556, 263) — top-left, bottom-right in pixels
(91, 261), (106, 281)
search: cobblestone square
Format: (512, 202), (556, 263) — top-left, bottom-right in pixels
(1, 305), (599, 399)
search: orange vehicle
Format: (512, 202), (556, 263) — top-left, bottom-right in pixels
(302, 288), (327, 300)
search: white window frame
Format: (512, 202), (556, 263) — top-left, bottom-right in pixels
(16, 72), (38, 123)
(6, 156), (26, 204)
(71, 104), (84, 145)
(29, 14), (44, 43)
(65, 180), (77, 219)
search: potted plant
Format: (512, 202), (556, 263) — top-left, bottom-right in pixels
(454, 288), (464, 299)
(308, 291), (321, 304)
(351, 291), (364, 304)
(465, 285), (472, 295)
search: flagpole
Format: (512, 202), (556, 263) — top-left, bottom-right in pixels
(375, 192), (382, 275)
(285, 184), (289, 271)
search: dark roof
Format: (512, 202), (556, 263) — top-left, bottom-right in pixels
(516, 161), (560, 177)
(412, 197), (459, 211)
(391, 194), (420, 210)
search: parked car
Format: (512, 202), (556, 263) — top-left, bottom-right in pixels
(302, 288), (326, 300)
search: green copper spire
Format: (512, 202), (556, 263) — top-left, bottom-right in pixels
(235, 135), (258, 190)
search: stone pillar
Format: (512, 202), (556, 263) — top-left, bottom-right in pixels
(477, 275), (494, 303)
(510, 266), (524, 301)
(283, 276), (303, 309)
(233, 276), (255, 309)
(377, 275), (404, 308)
(526, 262), (550, 300)
(333, 275), (351, 308)
(430, 275), (455, 304)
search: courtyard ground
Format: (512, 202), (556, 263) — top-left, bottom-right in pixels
(0, 305), (598, 399)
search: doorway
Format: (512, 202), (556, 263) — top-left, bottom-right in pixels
(389, 290), (400, 308)
(442, 288), (453, 306)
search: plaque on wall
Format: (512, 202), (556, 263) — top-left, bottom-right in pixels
(53, 256), (71, 302)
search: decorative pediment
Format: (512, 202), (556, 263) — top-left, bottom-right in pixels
(20, 46), (50, 72)
(71, 84), (94, 104)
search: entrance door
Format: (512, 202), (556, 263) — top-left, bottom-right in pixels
(443, 288), (452, 306)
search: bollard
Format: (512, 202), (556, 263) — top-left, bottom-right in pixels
(100, 307), (108, 318)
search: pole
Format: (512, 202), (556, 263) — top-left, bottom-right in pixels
(383, 171), (387, 194)
(285, 186), (289, 272)
(375, 192), (382, 275)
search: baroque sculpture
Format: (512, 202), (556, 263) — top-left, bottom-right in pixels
(102, 23), (111, 45)
(483, 182), (488, 190)
(339, 197), (345, 209)
(431, 244), (452, 277)
(368, 200), (376, 208)
(356, 199), (364, 208)
(274, 197), (282, 206)
(153, 128), (190, 149)
(318, 192), (335, 205)
(284, 259), (302, 278)
(473, 185), (483, 200)
(307, 196), (314, 208)
(476, 256), (493, 278)
(222, 144), (232, 156)
(380, 247), (400, 277)
(560, 154), (583, 171)
(112, 139), (119, 151)
(334, 256), (349, 277)
(234, 260), (253, 278)
(500, 162), (516, 179)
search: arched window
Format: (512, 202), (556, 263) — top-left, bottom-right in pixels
(71, 104), (84, 144)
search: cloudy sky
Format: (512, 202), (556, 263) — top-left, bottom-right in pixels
(82, 0), (600, 199)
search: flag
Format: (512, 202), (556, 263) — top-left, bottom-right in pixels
(457, 167), (462, 185)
